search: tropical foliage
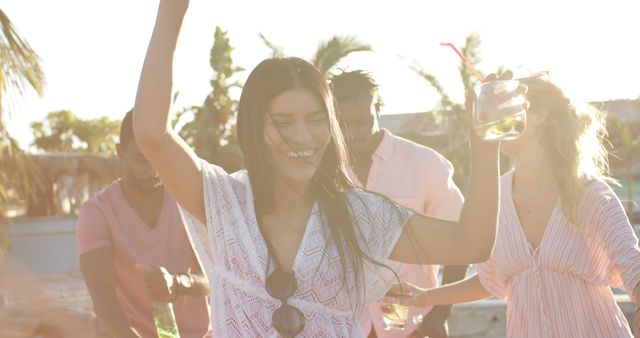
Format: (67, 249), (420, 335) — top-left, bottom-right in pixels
(0, 8), (45, 252)
(177, 27), (244, 172)
(406, 32), (491, 189)
(259, 34), (372, 75)
(30, 110), (120, 156)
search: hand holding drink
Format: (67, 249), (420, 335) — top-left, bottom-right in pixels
(379, 283), (424, 331)
(441, 42), (532, 142)
(379, 296), (411, 331)
(473, 79), (527, 141)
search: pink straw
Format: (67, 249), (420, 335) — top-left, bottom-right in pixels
(440, 42), (484, 82)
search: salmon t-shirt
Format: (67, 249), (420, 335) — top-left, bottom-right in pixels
(76, 181), (211, 338)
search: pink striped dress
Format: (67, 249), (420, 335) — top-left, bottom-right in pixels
(477, 171), (640, 338)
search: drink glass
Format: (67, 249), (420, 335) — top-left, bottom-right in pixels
(153, 300), (181, 338)
(472, 80), (527, 141)
(379, 295), (411, 331)
(440, 43), (549, 142)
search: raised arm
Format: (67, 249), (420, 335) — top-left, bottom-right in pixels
(390, 98), (500, 265)
(390, 140), (499, 265)
(390, 73), (524, 265)
(133, 0), (205, 224)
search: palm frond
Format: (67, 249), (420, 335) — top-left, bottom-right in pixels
(311, 36), (372, 75)
(258, 33), (284, 58)
(459, 32), (483, 91)
(0, 9), (46, 225)
(0, 9), (45, 123)
(405, 57), (452, 105)
(0, 132), (44, 221)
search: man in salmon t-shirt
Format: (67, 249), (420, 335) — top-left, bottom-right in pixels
(77, 111), (211, 338)
(331, 71), (467, 338)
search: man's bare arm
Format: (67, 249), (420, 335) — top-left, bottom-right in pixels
(80, 247), (140, 338)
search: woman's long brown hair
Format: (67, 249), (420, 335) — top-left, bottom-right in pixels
(236, 57), (399, 313)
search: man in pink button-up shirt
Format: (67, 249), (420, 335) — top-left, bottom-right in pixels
(331, 71), (467, 338)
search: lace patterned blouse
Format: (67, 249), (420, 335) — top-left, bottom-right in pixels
(178, 160), (413, 337)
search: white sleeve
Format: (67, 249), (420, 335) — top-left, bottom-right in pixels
(348, 190), (414, 305)
(176, 158), (230, 284)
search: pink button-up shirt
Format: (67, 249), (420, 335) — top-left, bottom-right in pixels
(350, 129), (464, 337)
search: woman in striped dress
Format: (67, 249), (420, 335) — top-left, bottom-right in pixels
(404, 77), (640, 337)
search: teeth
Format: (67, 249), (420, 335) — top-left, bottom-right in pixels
(286, 149), (314, 158)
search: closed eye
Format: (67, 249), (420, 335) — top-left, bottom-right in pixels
(307, 112), (328, 124)
(273, 120), (293, 127)
(269, 114), (293, 127)
(308, 117), (327, 124)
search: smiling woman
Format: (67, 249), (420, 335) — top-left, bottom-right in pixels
(263, 88), (331, 183)
(130, 0), (506, 336)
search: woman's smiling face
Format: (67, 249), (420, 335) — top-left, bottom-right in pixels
(263, 87), (331, 185)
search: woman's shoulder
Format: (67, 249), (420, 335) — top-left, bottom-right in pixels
(229, 168), (250, 183)
(578, 179), (622, 217)
(345, 188), (392, 208)
(582, 179), (619, 204)
(199, 159), (248, 184)
(199, 159), (252, 200)
(344, 188), (413, 224)
(584, 179), (616, 194)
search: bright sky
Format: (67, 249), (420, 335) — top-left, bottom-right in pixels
(3, 0), (640, 149)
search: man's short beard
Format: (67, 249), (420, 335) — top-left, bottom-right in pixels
(132, 178), (162, 193)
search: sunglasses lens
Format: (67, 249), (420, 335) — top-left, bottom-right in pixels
(273, 304), (305, 336)
(266, 269), (297, 300)
(265, 269), (304, 336)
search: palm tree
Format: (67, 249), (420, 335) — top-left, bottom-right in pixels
(0, 8), (45, 253)
(0, 9), (45, 127)
(259, 33), (284, 58)
(178, 27), (244, 173)
(259, 34), (372, 75)
(405, 32), (487, 189)
(311, 36), (372, 74)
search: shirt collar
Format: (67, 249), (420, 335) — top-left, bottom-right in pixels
(372, 128), (394, 162)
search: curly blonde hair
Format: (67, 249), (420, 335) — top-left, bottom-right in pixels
(523, 77), (615, 224)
